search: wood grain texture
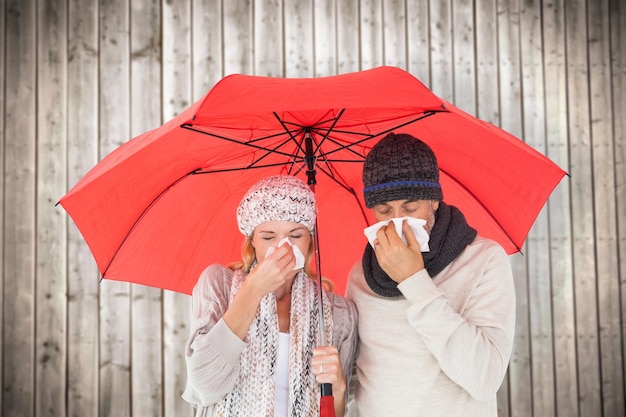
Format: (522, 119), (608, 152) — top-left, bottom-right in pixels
(0, 0), (5, 408)
(429, 0), (453, 100)
(336, 0), (360, 74)
(451, 0), (475, 113)
(565, 0), (602, 415)
(360, 0), (384, 69)
(588, 0), (624, 415)
(406, 0), (430, 85)
(191, 0), (223, 98)
(610, 3), (626, 416)
(37, 0), (69, 415)
(285, 0), (314, 76)
(542, 0), (578, 415)
(382, 0), (407, 68)
(65, 1), (101, 416)
(223, 0), (253, 75)
(3, 0), (37, 416)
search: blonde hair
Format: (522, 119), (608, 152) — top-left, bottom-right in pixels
(228, 234), (335, 292)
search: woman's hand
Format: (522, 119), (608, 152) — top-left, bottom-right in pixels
(312, 345), (346, 416)
(244, 243), (296, 297)
(224, 243), (295, 341)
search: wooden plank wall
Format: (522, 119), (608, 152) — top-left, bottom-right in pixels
(1, 0), (625, 416)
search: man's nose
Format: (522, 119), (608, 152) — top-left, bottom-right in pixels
(391, 209), (403, 218)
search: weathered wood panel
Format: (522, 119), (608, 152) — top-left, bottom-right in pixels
(313, 0), (336, 76)
(611, 3), (626, 415)
(382, 0), (407, 69)
(360, 0), (383, 69)
(191, 0), (222, 98)
(285, 0), (314, 76)
(3, 0), (37, 416)
(406, 0), (430, 84)
(66, 0), (100, 416)
(429, 0), (453, 100)
(475, 0), (499, 125)
(588, 0), (624, 415)
(542, 0), (578, 415)
(255, 0), (283, 75)
(0, 0), (5, 410)
(37, 0), (68, 415)
(223, 1), (253, 75)
(336, 0), (359, 74)
(566, 0), (603, 415)
(452, 0), (475, 114)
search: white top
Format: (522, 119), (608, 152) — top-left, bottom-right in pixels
(274, 332), (290, 417)
(346, 236), (516, 417)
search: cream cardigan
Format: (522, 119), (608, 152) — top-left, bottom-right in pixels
(346, 236), (515, 417)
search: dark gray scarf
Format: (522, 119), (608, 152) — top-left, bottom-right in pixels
(362, 202), (477, 298)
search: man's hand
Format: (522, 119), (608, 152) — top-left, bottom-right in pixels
(373, 219), (425, 283)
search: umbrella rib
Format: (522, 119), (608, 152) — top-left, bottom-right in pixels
(182, 124), (299, 159)
(317, 111), (440, 159)
(272, 112), (309, 157)
(309, 109), (345, 155)
(193, 161), (301, 174)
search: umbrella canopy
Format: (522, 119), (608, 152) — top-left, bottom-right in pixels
(58, 66), (566, 296)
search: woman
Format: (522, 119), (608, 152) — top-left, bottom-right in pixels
(183, 175), (358, 417)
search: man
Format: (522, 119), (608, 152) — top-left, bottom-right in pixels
(346, 132), (515, 417)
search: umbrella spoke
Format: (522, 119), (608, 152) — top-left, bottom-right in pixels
(308, 109), (345, 154)
(184, 111), (440, 174)
(193, 161), (301, 174)
(182, 124), (298, 159)
(316, 111), (439, 159)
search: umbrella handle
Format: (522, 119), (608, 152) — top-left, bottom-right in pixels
(320, 383), (336, 417)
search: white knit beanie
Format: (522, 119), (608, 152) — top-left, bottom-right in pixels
(236, 175), (317, 236)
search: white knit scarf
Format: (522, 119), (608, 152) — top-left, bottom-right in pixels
(214, 268), (334, 417)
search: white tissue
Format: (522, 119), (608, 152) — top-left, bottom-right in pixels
(265, 237), (306, 270)
(364, 217), (430, 252)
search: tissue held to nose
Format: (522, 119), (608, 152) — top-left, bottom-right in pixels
(363, 217), (430, 252)
(265, 237), (306, 270)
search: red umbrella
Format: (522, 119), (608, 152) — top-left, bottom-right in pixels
(58, 66), (566, 298)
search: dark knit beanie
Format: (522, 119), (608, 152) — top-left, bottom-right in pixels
(363, 132), (443, 207)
